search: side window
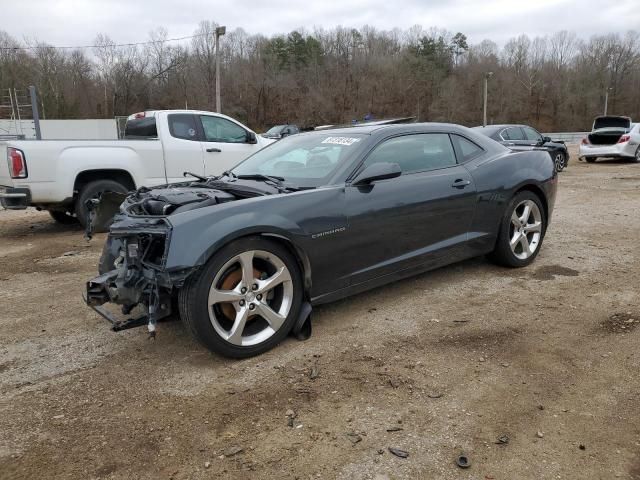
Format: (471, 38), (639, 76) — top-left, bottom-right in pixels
(509, 127), (525, 140)
(363, 133), (457, 174)
(452, 134), (485, 162)
(168, 114), (199, 141)
(504, 127), (525, 141)
(523, 127), (542, 142)
(200, 116), (248, 143)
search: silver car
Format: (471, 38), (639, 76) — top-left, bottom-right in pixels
(579, 116), (640, 163)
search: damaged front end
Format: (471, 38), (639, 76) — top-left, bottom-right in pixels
(85, 216), (176, 336)
(85, 182), (242, 336)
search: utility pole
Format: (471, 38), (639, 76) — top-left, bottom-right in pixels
(483, 71), (493, 127)
(604, 87), (612, 116)
(29, 86), (42, 140)
(215, 26), (226, 113)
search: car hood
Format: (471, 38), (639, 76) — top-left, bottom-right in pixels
(85, 179), (284, 239)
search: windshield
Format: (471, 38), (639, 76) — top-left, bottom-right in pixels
(232, 133), (366, 187)
(265, 125), (286, 135)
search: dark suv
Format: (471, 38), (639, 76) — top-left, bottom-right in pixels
(474, 124), (569, 172)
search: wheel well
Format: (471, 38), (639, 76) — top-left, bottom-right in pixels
(515, 184), (548, 221)
(261, 234), (312, 299)
(73, 170), (136, 194)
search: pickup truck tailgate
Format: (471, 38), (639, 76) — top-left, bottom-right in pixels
(0, 142), (13, 187)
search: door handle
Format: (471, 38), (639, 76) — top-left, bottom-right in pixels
(451, 179), (471, 189)
(206, 148), (221, 153)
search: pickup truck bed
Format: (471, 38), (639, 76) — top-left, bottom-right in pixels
(0, 110), (273, 231)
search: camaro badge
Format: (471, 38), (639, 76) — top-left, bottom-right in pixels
(311, 227), (346, 239)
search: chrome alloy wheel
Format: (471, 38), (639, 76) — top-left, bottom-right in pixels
(509, 199), (543, 260)
(207, 250), (293, 346)
(554, 153), (565, 171)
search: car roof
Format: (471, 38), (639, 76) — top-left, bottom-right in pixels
(318, 122), (472, 136)
(473, 124), (529, 130)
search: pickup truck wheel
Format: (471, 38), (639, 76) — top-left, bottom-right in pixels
(489, 191), (547, 268)
(76, 180), (128, 232)
(48, 210), (79, 225)
(178, 237), (303, 358)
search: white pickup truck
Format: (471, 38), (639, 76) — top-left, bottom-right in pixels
(0, 110), (273, 229)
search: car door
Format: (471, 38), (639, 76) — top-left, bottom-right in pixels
(344, 133), (477, 286)
(199, 115), (260, 175)
(162, 113), (205, 183)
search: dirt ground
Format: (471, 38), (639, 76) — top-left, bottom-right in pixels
(1, 148), (640, 480)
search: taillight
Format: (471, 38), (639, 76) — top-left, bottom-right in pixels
(581, 137), (589, 145)
(617, 135), (630, 144)
(7, 147), (27, 178)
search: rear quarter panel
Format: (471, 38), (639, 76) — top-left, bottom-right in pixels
(464, 149), (556, 254)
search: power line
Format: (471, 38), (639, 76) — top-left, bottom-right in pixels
(0, 32), (209, 51)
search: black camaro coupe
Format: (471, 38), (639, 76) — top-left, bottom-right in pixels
(474, 124), (569, 172)
(86, 123), (557, 358)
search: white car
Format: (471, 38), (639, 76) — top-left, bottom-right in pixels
(0, 110), (274, 230)
(579, 116), (640, 163)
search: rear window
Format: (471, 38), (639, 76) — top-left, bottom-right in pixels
(168, 114), (199, 141)
(451, 134), (485, 162)
(124, 117), (157, 139)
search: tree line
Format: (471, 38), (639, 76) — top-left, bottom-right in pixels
(1, 23), (639, 132)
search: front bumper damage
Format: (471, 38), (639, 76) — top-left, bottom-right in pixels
(85, 266), (173, 336)
(85, 214), (193, 337)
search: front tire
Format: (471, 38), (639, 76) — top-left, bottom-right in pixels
(178, 237), (303, 358)
(76, 180), (128, 232)
(553, 152), (567, 172)
(489, 191), (547, 268)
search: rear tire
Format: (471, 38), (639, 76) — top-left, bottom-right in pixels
(585, 157), (596, 163)
(178, 236), (303, 358)
(48, 210), (78, 225)
(632, 146), (640, 163)
(76, 180), (128, 232)
(489, 191), (547, 268)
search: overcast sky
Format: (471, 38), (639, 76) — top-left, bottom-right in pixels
(3, 0), (639, 48)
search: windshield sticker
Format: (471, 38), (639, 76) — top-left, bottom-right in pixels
(321, 137), (361, 146)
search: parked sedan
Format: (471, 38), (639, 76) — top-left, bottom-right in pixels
(474, 124), (569, 172)
(579, 116), (640, 163)
(86, 123), (557, 358)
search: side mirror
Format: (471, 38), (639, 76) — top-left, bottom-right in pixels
(542, 136), (551, 143)
(353, 162), (402, 186)
(247, 131), (258, 144)
(280, 131), (289, 138)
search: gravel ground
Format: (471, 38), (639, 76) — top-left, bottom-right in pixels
(1, 150), (640, 480)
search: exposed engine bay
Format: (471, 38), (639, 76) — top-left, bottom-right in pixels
(84, 177), (281, 336)
(124, 186), (237, 216)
